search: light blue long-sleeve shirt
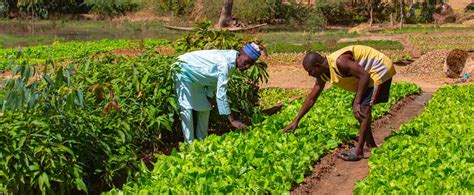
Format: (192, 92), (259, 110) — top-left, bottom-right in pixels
(175, 50), (238, 115)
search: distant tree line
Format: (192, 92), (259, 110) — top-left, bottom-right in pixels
(0, 0), (141, 18)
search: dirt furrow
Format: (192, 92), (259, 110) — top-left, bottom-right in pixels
(291, 93), (432, 195)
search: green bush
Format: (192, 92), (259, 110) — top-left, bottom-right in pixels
(0, 2), (7, 17)
(318, 2), (355, 25)
(304, 11), (327, 32)
(154, 0), (194, 16)
(279, 3), (327, 31)
(0, 49), (178, 193)
(418, 2), (435, 23)
(1, 61), (97, 194)
(16, 0), (83, 19)
(154, 0), (325, 27)
(85, 0), (142, 17)
(187, 0), (277, 24)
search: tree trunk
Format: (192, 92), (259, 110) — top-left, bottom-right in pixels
(215, 0), (234, 29)
(369, 5), (374, 26)
(6, 0), (19, 17)
(191, 0), (204, 21)
(399, 0), (405, 29)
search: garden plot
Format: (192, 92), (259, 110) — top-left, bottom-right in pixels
(107, 83), (420, 193)
(355, 84), (474, 193)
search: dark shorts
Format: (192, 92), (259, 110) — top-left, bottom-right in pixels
(354, 78), (392, 107)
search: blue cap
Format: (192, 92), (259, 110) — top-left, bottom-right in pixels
(242, 42), (261, 61)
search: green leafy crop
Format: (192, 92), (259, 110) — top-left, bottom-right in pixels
(259, 88), (307, 110)
(108, 82), (420, 193)
(355, 84), (474, 193)
(0, 39), (169, 72)
(0, 49), (178, 194)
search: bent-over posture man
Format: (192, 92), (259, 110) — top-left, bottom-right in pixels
(284, 45), (396, 161)
(175, 42), (263, 143)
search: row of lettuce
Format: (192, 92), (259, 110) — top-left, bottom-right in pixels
(355, 84), (474, 193)
(104, 83), (421, 194)
(0, 39), (169, 72)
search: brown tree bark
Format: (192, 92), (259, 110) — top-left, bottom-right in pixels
(6, 0), (19, 18)
(369, 5), (374, 26)
(215, 0), (234, 29)
(191, 0), (204, 21)
(399, 0), (405, 29)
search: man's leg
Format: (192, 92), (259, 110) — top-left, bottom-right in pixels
(355, 105), (372, 156)
(364, 79), (391, 149)
(364, 107), (377, 148)
(195, 110), (210, 141)
(180, 108), (195, 144)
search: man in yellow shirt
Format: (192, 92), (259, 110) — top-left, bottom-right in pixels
(283, 45), (396, 161)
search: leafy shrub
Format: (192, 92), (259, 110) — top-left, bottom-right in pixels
(318, 2), (355, 25)
(0, 61), (93, 193)
(247, 1), (326, 29)
(85, 0), (142, 17)
(0, 46), (178, 193)
(154, 0), (194, 16)
(233, 0), (282, 24)
(465, 3), (474, 12)
(15, 0), (84, 18)
(156, 0), (326, 27)
(318, 1), (393, 25)
(74, 52), (179, 158)
(303, 11), (327, 32)
(355, 84), (474, 193)
(276, 3), (327, 31)
(418, 1), (435, 23)
(0, 2), (7, 17)
(188, 0), (281, 24)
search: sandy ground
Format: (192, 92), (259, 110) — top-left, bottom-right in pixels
(261, 51), (474, 93)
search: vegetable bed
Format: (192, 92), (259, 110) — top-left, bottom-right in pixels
(259, 88), (307, 110)
(109, 82), (420, 194)
(355, 84), (474, 193)
(0, 39), (169, 71)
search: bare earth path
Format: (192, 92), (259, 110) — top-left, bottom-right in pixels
(291, 93), (433, 194)
(262, 61), (450, 92)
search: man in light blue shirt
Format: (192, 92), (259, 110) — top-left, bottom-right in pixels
(175, 42), (263, 143)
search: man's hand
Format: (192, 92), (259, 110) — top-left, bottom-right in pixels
(283, 122), (298, 133)
(352, 103), (367, 121)
(230, 120), (248, 132)
(207, 97), (217, 108)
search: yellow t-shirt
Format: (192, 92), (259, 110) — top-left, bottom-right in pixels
(319, 45), (396, 92)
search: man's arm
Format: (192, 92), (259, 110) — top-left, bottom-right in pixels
(336, 53), (370, 121)
(216, 64), (248, 130)
(283, 80), (325, 133)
